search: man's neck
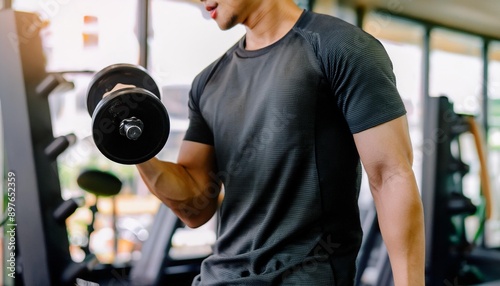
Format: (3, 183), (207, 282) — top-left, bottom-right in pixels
(243, 1), (303, 51)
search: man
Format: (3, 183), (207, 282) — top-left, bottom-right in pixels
(136, 0), (425, 285)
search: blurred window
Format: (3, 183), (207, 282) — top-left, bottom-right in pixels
(148, 0), (245, 87)
(14, 0), (140, 72)
(430, 28), (483, 114)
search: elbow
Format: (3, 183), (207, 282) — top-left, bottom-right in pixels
(167, 196), (218, 229)
(367, 162), (416, 194)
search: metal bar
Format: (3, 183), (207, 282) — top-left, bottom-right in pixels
(129, 204), (181, 286)
(421, 26), (431, 103)
(482, 40), (490, 133)
(420, 96), (440, 284)
(355, 205), (379, 285)
(355, 6), (366, 28)
(137, 0), (149, 68)
(479, 39), (490, 247)
(308, 0), (316, 10)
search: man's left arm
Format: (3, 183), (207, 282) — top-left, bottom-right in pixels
(353, 115), (425, 286)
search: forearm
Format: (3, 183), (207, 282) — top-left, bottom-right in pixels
(371, 170), (425, 286)
(137, 157), (219, 228)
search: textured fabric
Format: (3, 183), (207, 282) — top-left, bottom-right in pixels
(185, 10), (406, 286)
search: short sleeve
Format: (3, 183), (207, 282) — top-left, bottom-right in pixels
(183, 74), (214, 145)
(324, 25), (406, 133)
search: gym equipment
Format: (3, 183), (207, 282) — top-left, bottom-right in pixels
(1, 10), (74, 286)
(53, 197), (85, 224)
(45, 133), (77, 161)
(421, 96), (500, 285)
(86, 64), (170, 164)
(77, 169), (123, 256)
(77, 169), (123, 197)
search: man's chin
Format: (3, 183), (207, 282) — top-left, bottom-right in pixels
(217, 15), (239, 31)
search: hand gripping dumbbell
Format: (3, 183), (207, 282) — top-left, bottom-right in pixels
(86, 64), (170, 164)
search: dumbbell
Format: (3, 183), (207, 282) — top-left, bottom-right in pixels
(86, 64), (170, 164)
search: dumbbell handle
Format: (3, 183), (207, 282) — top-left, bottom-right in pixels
(119, 117), (144, 140)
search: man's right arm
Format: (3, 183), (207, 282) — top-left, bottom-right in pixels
(136, 140), (221, 228)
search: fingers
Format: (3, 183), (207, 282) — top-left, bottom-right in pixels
(103, 83), (136, 97)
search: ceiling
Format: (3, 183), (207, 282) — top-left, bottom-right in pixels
(339, 0), (500, 40)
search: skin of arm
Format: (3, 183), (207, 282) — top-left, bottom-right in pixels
(136, 141), (221, 228)
(353, 115), (425, 286)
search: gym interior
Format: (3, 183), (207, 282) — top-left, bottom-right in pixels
(1, 0), (500, 285)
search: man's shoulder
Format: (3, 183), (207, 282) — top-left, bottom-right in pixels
(296, 10), (362, 36)
(295, 10), (384, 59)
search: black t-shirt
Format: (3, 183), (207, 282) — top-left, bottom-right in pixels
(185, 10), (406, 286)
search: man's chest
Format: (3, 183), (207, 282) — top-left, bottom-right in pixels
(198, 51), (324, 139)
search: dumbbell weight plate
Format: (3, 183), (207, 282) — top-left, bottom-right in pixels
(87, 63), (161, 116)
(92, 88), (170, 164)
